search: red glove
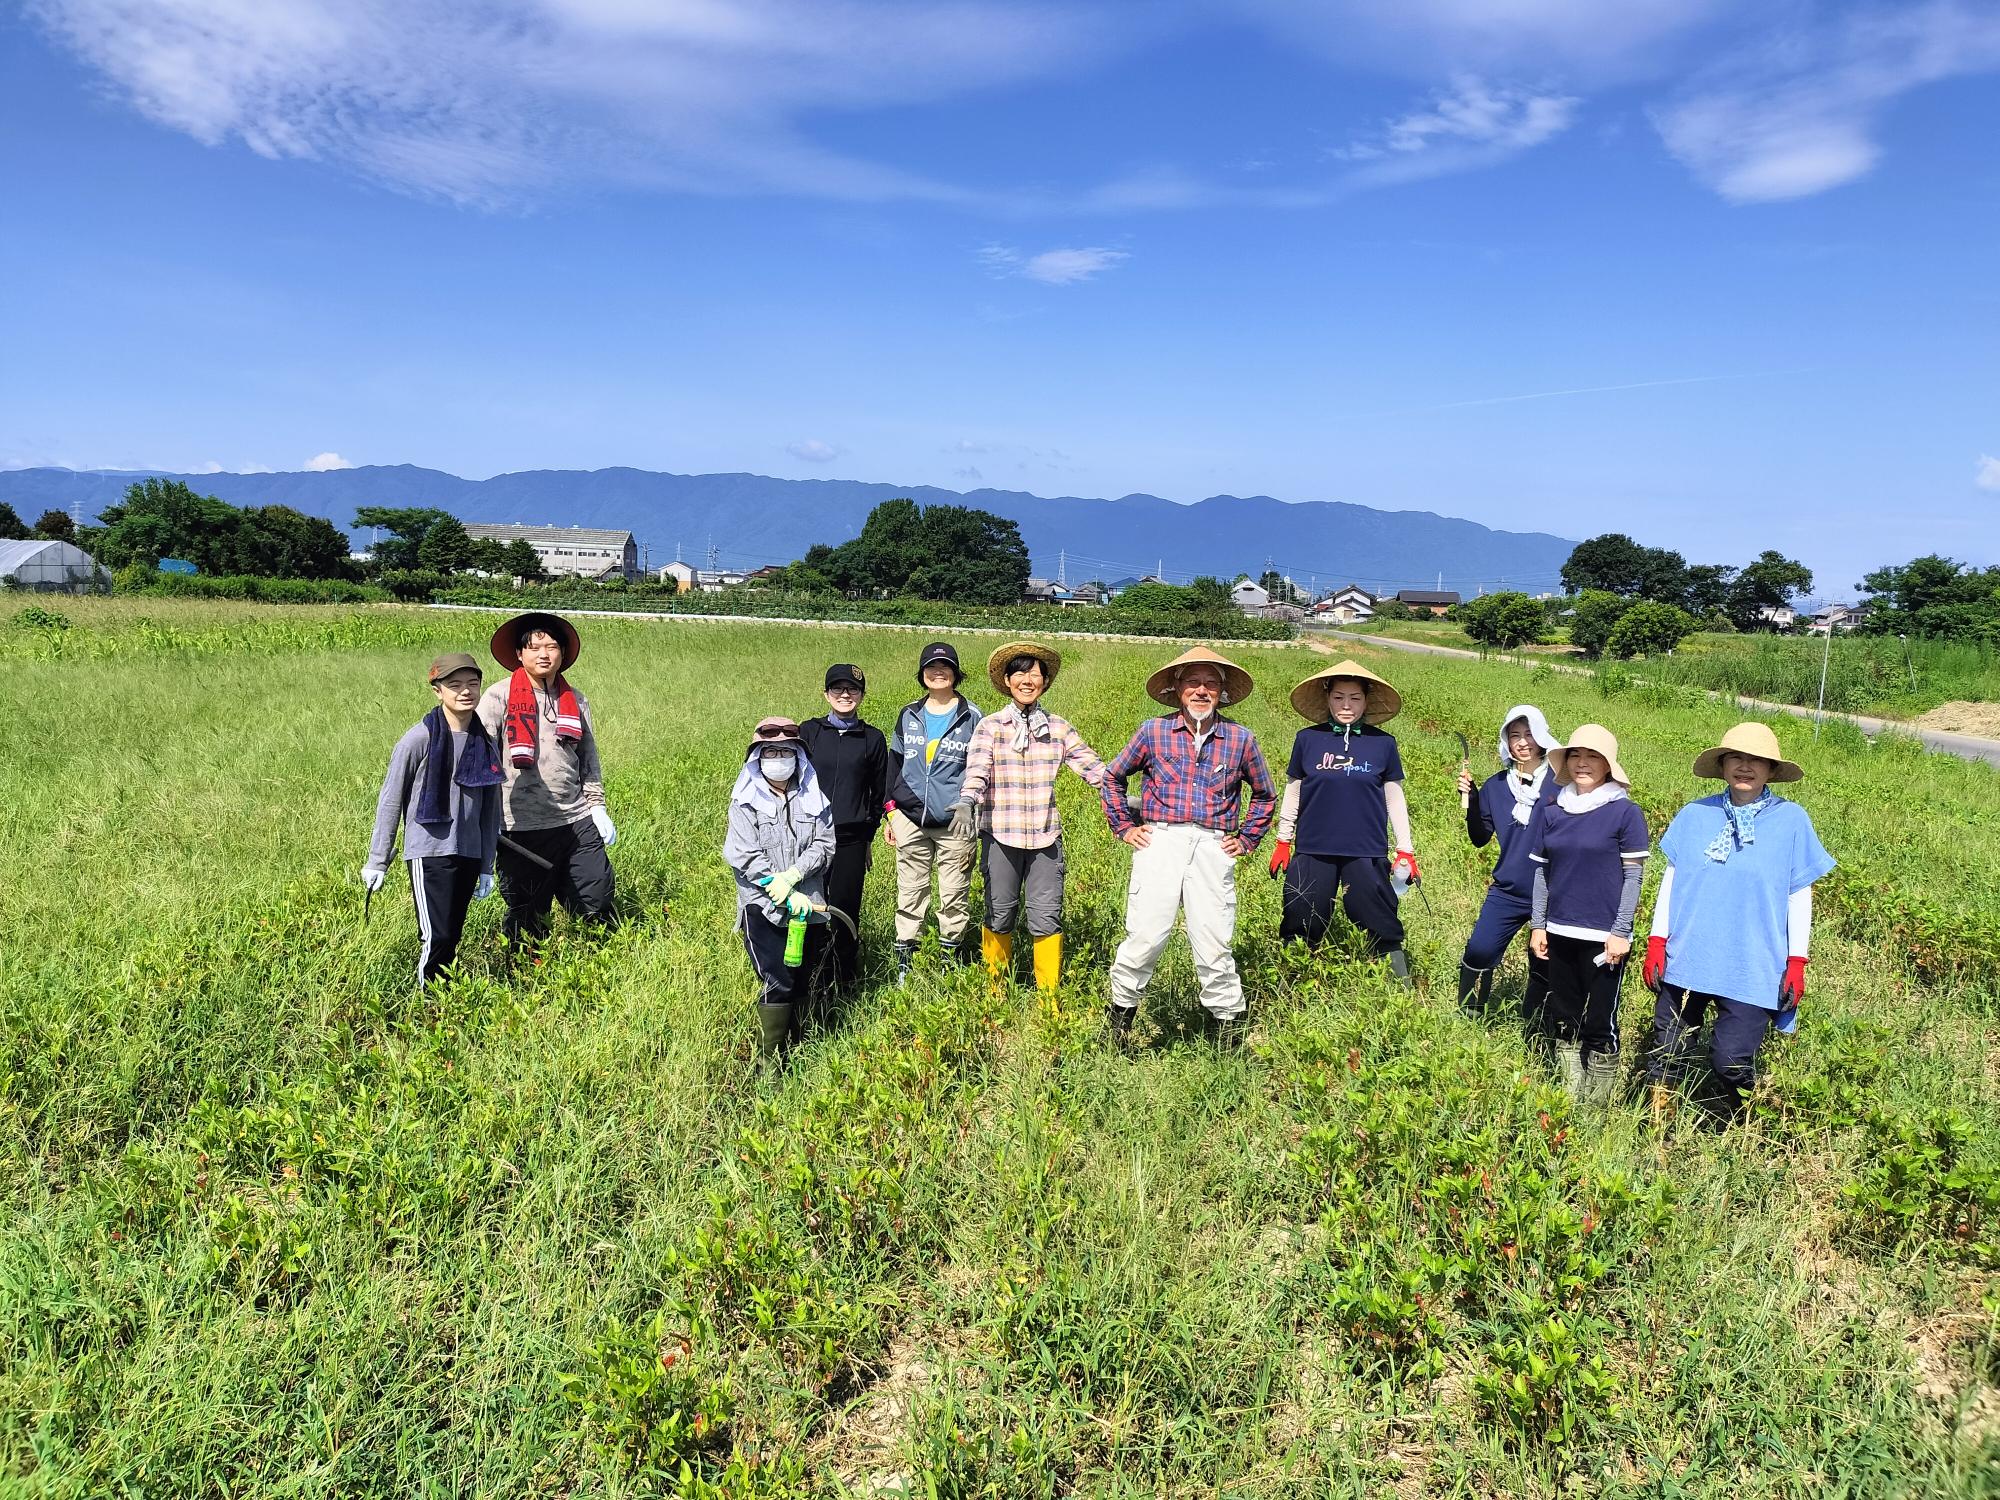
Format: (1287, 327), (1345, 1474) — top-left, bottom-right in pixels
(1392, 850), (1420, 886)
(1268, 840), (1292, 878)
(1642, 936), (1667, 992)
(1779, 956), (1807, 1010)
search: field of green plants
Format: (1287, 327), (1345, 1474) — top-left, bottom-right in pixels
(4, 598), (1999, 1497)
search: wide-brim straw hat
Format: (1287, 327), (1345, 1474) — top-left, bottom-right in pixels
(988, 641), (1062, 695)
(490, 611), (581, 672)
(1548, 723), (1631, 788)
(1692, 720), (1804, 783)
(1289, 658), (1401, 725)
(1145, 645), (1254, 708)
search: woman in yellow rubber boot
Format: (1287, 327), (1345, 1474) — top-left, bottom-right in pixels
(953, 642), (1106, 1001)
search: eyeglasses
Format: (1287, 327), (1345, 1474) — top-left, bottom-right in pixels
(826, 684), (862, 695)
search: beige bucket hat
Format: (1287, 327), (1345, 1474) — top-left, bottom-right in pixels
(1548, 723), (1632, 788)
(1145, 645), (1254, 708)
(988, 640), (1062, 695)
(1289, 658), (1402, 725)
(1692, 720), (1804, 783)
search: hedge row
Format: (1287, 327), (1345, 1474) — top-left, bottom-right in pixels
(113, 568), (391, 604)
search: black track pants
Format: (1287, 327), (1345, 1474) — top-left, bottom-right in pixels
(496, 818), (617, 947)
(411, 854), (482, 984)
(1542, 933), (1627, 1056)
(1278, 851), (1405, 954)
(822, 838), (871, 986)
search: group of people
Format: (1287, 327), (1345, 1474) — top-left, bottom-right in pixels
(365, 610), (1835, 1125)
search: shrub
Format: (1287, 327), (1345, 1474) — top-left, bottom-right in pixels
(1604, 601), (1698, 659)
(1566, 591), (1631, 657)
(13, 604), (70, 631)
(377, 569), (452, 603)
(1460, 591), (1546, 649)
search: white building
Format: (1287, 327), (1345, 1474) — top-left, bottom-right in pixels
(1319, 585), (1376, 624)
(0, 538), (107, 593)
(1231, 579), (1270, 613)
(463, 522), (638, 581)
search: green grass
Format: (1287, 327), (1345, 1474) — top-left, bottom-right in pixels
(1651, 632), (2000, 718)
(4, 600), (2000, 1496)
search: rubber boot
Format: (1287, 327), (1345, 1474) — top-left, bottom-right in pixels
(1105, 1002), (1136, 1050)
(1456, 963), (1489, 1016)
(1213, 1011), (1248, 1051)
(981, 927), (1013, 982)
(1386, 948), (1413, 989)
(1555, 1041), (1585, 1096)
(1031, 933), (1062, 1016)
(755, 1001), (794, 1062)
(894, 941), (917, 985)
(1582, 1050), (1621, 1107)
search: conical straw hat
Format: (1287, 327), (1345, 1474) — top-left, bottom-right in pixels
(1692, 720), (1804, 783)
(1144, 645), (1254, 707)
(1289, 659), (1401, 725)
(987, 641), (1062, 695)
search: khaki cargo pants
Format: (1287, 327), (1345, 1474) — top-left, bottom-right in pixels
(889, 810), (977, 945)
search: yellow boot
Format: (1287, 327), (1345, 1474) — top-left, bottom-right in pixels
(982, 927), (1014, 983)
(1032, 933), (1062, 1016)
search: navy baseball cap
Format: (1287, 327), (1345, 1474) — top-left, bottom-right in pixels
(917, 642), (962, 682)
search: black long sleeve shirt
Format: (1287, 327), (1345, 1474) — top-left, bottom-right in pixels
(799, 716), (890, 845)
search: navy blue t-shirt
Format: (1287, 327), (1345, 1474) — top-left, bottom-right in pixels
(1286, 723), (1404, 857)
(1528, 795), (1650, 934)
(1473, 767), (1560, 901)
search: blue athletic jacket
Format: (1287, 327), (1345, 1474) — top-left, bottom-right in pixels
(887, 695), (984, 827)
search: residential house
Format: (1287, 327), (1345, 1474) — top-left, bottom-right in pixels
(1755, 604), (1798, 631)
(464, 522), (639, 581)
(1807, 603), (1863, 634)
(1394, 589), (1461, 617)
(1231, 579), (1271, 613)
(659, 560), (697, 590)
(1319, 585), (1377, 624)
(1023, 577), (1074, 605)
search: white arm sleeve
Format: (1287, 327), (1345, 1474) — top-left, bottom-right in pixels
(1788, 885), (1812, 959)
(1277, 781), (1300, 842)
(1384, 781), (1413, 853)
(1650, 865), (1674, 939)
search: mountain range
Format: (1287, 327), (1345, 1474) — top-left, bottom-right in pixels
(3, 465), (1577, 596)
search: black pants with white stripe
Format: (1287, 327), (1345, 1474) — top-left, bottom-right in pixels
(411, 854), (482, 985)
(1543, 932), (1627, 1057)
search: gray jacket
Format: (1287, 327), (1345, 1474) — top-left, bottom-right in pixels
(888, 694), (984, 826)
(723, 752), (836, 927)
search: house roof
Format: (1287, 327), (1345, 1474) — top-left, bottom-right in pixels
(463, 522), (633, 548)
(1396, 589), (1460, 604)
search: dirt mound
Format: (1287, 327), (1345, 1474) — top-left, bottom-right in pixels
(1914, 701), (2000, 736)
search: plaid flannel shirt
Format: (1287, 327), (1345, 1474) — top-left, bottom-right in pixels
(1101, 713), (1276, 849)
(960, 706), (1106, 850)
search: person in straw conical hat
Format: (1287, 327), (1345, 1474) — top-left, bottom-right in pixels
(1100, 645), (1276, 1047)
(1454, 704), (1562, 1022)
(1638, 720), (1834, 1128)
(1266, 659), (1420, 984)
(1526, 723), (1651, 1105)
(952, 642), (1105, 999)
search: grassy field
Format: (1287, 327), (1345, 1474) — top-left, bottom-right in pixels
(1650, 633), (2000, 720)
(5, 598), (2000, 1497)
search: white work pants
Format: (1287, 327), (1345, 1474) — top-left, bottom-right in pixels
(1108, 823), (1244, 1020)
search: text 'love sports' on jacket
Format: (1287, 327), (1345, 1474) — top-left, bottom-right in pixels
(723, 750), (837, 927)
(888, 693), (984, 826)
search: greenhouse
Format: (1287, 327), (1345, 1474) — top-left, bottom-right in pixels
(0, 538), (108, 593)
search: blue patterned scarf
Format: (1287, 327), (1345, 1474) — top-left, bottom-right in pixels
(1705, 788), (1775, 863)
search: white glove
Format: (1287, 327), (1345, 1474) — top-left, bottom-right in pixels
(360, 865), (388, 892)
(590, 807), (618, 847)
(474, 874), (495, 900)
(765, 867), (802, 902)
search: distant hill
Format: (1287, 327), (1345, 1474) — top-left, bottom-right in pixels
(2, 465), (1576, 595)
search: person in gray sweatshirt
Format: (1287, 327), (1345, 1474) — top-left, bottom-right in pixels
(724, 717), (837, 1059)
(364, 652), (504, 985)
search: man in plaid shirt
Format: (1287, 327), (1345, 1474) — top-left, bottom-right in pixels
(1100, 646), (1276, 1044)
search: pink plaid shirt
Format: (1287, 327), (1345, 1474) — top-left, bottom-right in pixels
(961, 705), (1106, 850)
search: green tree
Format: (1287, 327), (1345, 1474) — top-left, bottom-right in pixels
(417, 515), (475, 574)
(1110, 581), (1197, 613)
(902, 505), (1032, 605)
(94, 479), (245, 572)
(1858, 555), (2000, 642)
(1604, 600), (1698, 658)
(352, 506), (454, 571)
(1567, 590), (1633, 656)
(503, 538), (546, 582)
(230, 505), (353, 579)
(1460, 591), (1546, 648)
(1561, 533), (1689, 604)
(1257, 569), (1302, 604)
(1680, 563), (1736, 620)
(0, 502), (30, 540)
(33, 510), (76, 542)
(467, 537), (512, 576)
(1727, 551), (1814, 630)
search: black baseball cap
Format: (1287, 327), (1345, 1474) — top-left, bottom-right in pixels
(824, 663), (866, 691)
(916, 642), (962, 683)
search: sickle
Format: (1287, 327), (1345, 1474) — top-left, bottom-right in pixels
(1454, 731), (1472, 813)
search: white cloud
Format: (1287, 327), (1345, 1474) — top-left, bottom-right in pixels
(1333, 78), (1578, 163)
(786, 438), (840, 463)
(28, 0), (1124, 207)
(195, 460), (225, 473)
(981, 244), (1129, 285)
(303, 451), (353, 470)
(1653, 3), (2000, 202)
(1977, 455), (2000, 492)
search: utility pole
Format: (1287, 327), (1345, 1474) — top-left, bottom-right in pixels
(1058, 549), (1066, 587)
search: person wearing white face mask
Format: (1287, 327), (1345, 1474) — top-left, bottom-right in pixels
(1454, 705), (1562, 1020)
(724, 717), (836, 1060)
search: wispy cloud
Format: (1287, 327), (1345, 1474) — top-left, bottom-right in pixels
(303, 451), (353, 470)
(980, 244), (1129, 284)
(1653, 2), (2000, 202)
(785, 438), (840, 463)
(1334, 79), (1578, 162)
(1977, 455), (2000, 493)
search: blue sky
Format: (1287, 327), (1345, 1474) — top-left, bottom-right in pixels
(3, 0), (1996, 596)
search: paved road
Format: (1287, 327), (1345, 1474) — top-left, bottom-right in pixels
(1309, 627), (2000, 769)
